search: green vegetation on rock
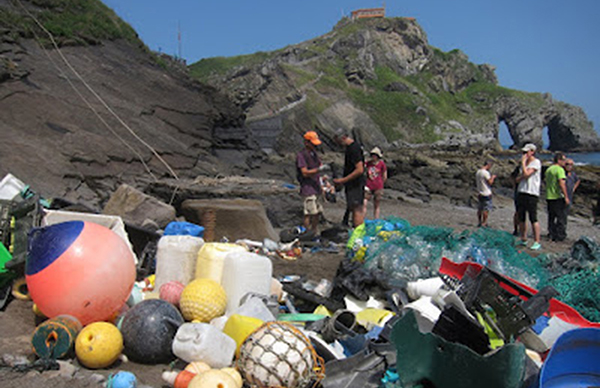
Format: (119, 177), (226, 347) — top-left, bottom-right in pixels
(2, 0), (140, 46)
(185, 16), (598, 150)
(189, 51), (275, 82)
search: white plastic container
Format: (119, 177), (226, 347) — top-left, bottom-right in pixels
(0, 173), (26, 200)
(194, 243), (246, 282)
(41, 209), (138, 264)
(172, 322), (236, 368)
(221, 251), (272, 315)
(403, 296), (442, 333)
(406, 277), (445, 300)
(155, 235), (204, 290)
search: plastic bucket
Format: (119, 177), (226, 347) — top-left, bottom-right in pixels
(539, 328), (600, 388)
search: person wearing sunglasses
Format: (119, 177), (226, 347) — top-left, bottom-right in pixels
(564, 159), (580, 207)
(515, 143), (542, 250)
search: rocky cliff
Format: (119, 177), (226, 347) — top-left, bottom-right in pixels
(1, 1), (599, 214)
(0, 0), (260, 208)
(190, 17), (600, 153)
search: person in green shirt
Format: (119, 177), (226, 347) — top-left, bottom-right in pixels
(545, 152), (569, 241)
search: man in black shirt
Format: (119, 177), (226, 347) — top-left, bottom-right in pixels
(333, 128), (365, 227)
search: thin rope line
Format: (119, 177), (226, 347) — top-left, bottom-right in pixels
(15, 0), (180, 180)
(35, 33), (158, 182)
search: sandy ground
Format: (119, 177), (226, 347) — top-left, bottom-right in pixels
(0, 191), (598, 388)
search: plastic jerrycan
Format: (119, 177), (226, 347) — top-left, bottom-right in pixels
(194, 243), (246, 283)
(155, 235), (205, 290)
(172, 322), (236, 368)
(221, 251), (273, 315)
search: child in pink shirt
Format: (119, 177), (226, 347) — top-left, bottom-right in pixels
(364, 147), (387, 219)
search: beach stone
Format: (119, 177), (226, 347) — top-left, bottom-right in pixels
(88, 373), (107, 384)
(45, 360), (78, 379)
(181, 198), (278, 242)
(103, 184), (176, 228)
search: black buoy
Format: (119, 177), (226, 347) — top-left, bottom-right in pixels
(120, 299), (184, 364)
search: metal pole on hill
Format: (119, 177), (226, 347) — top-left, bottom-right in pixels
(178, 21), (182, 60)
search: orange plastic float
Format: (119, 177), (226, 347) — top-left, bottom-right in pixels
(26, 221), (136, 325)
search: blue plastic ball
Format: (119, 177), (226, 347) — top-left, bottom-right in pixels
(107, 371), (137, 388)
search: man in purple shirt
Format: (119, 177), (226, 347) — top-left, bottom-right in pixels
(297, 131), (325, 233)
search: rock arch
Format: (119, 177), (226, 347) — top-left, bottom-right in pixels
(494, 95), (600, 152)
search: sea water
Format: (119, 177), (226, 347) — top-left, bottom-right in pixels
(569, 151), (600, 166)
(500, 148), (600, 166)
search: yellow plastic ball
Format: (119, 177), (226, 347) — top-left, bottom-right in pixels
(179, 279), (227, 322)
(75, 322), (123, 369)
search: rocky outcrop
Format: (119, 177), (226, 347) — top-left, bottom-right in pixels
(0, 30), (255, 208)
(493, 94), (600, 151)
(192, 17), (600, 154)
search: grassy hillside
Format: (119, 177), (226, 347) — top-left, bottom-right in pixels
(1, 0), (141, 46)
(187, 17), (549, 145)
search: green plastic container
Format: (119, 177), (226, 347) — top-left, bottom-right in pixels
(0, 242), (10, 273)
(391, 311), (526, 388)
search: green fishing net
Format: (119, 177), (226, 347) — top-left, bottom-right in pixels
(349, 217), (599, 322)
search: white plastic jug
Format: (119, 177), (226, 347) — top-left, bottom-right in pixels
(194, 243), (246, 283)
(172, 322), (236, 368)
(221, 251), (272, 315)
(155, 235), (204, 290)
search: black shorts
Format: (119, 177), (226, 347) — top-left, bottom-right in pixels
(345, 184), (365, 210)
(478, 195), (493, 211)
(516, 192), (539, 223)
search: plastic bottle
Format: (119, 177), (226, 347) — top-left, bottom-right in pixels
(221, 252), (272, 315)
(31, 315), (82, 359)
(162, 370), (197, 388)
(194, 243), (246, 283)
(172, 322), (236, 368)
(155, 235), (204, 291)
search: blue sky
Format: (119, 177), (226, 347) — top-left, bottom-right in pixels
(101, 0), (600, 144)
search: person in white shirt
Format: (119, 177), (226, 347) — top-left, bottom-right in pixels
(475, 159), (496, 227)
(515, 143), (543, 250)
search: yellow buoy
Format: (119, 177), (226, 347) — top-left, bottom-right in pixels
(220, 367), (243, 388)
(185, 361), (212, 375)
(75, 322), (123, 369)
(188, 370), (239, 388)
(179, 279), (227, 322)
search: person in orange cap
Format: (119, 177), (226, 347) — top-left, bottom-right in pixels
(296, 131), (326, 234)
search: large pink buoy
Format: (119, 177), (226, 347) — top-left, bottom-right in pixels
(26, 221), (136, 325)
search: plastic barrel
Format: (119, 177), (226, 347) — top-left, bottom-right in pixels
(539, 328), (600, 388)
